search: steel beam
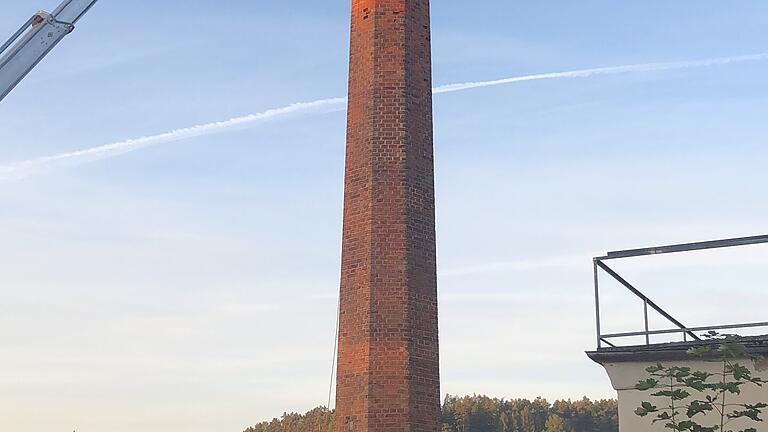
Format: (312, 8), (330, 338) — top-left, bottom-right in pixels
(598, 234), (768, 260)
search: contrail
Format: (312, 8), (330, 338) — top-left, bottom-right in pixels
(0, 98), (346, 181)
(2, 53), (766, 181)
(432, 53), (768, 94)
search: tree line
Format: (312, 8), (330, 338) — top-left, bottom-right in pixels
(243, 395), (618, 432)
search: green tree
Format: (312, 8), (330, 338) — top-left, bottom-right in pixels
(545, 414), (569, 432)
(245, 395), (619, 432)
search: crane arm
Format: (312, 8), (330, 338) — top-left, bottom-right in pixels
(0, 0), (99, 102)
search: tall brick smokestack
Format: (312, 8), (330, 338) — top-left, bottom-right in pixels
(335, 0), (440, 431)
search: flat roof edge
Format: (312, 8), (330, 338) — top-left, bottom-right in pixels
(587, 335), (768, 365)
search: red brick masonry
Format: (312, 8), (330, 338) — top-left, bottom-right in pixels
(335, 1), (440, 431)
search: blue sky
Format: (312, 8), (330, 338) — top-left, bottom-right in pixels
(2, 1), (768, 431)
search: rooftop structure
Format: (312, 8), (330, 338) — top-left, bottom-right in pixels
(592, 234), (768, 349)
(588, 235), (768, 432)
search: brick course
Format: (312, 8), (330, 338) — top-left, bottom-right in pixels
(335, 1), (440, 432)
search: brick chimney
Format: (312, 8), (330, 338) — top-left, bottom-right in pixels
(335, 1), (440, 431)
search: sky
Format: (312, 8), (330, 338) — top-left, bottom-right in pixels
(2, 1), (768, 431)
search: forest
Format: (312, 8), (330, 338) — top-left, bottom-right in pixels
(243, 395), (618, 432)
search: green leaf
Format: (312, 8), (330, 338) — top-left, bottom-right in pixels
(684, 375), (711, 392)
(671, 389), (691, 400)
(642, 401), (657, 411)
(719, 340), (747, 358)
(670, 367), (692, 381)
(729, 406), (764, 422)
(687, 400), (714, 418)
(688, 346), (711, 357)
(652, 411), (672, 423)
(729, 363), (752, 381)
(692, 371), (714, 382)
(636, 378), (660, 391)
(709, 380), (743, 394)
(635, 401), (658, 417)
(690, 425), (718, 432)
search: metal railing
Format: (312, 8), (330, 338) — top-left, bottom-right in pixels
(594, 234), (768, 349)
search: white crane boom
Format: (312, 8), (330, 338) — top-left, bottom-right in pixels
(0, 0), (99, 102)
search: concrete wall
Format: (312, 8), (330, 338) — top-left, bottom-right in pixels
(600, 358), (768, 432)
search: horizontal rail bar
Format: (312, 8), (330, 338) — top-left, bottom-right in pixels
(596, 234), (768, 260)
(602, 321), (768, 340)
(596, 261), (701, 341)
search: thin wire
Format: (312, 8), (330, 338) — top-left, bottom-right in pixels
(327, 294), (340, 409)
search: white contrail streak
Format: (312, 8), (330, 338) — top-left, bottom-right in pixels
(432, 53), (768, 94)
(0, 98), (346, 181)
(2, 53), (766, 181)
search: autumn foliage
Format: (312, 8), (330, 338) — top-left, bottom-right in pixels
(243, 395), (618, 432)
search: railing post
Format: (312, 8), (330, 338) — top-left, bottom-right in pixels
(594, 258), (602, 349)
(644, 299), (650, 345)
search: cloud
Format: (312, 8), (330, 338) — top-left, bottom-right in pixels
(2, 53), (767, 181)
